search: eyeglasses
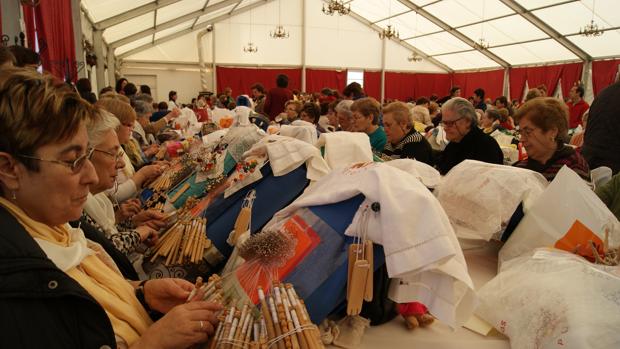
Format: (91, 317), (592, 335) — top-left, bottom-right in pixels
(520, 127), (536, 138)
(18, 147), (95, 173)
(94, 148), (125, 162)
(440, 117), (464, 128)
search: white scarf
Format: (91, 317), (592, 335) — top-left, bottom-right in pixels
(34, 224), (95, 271)
(83, 192), (118, 239)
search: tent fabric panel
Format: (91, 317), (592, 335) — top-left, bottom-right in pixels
(349, 0), (410, 23)
(452, 69), (505, 100)
(103, 12), (154, 43)
(567, 31), (620, 59)
(115, 36), (153, 55)
(489, 39), (578, 66)
(533, 1), (619, 36)
(156, 0), (208, 25)
(405, 31), (472, 56)
(82, 0), (153, 22)
(364, 71), (382, 100)
(215, 66), (303, 95)
(592, 59), (620, 95)
(376, 11), (442, 38)
(434, 50), (501, 70)
(423, 0), (514, 28)
(458, 14), (547, 47)
(306, 69), (347, 94)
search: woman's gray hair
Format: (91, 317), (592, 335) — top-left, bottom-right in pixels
(88, 109), (120, 147)
(442, 97), (478, 127)
(411, 105), (430, 124)
(335, 100), (354, 118)
(133, 99), (153, 117)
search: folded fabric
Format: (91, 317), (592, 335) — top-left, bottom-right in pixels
(243, 135), (330, 181)
(316, 132), (373, 170)
(383, 158), (441, 188)
(279, 120), (318, 145)
(263, 162), (476, 328)
(435, 160), (548, 241)
(34, 225), (95, 271)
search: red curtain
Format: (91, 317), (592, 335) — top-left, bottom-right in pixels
(216, 66), (302, 96)
(559, 63), (583, 97)
(413, 73), (452, 99)
(22, 1), (78, 82)
(525, 65), (564, 97)
(384, 72), (416, 101)
(305, 69), (347, 94)
(452, 70), (504, 100)
(592, 59), (620, 95)
(509, 68), (528, 102)
(364, 71), (381, 100)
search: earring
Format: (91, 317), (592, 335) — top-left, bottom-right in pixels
(11, 191), (16, 200)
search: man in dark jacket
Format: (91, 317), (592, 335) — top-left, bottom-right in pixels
(436, 97), (504, 175)
(264, 74), (294, 121)
(0, 207), (116, 348)
(582, 81), (620, 174)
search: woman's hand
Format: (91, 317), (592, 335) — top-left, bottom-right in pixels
(143, 144), (160, 158)
(132, 209), (165, 228)
(135, 225), (158, 246)
(115, 198), (142, 223)
(132, 301), (222, 349)
(144, 278), (194, 313)
(133, 164), (163, 188)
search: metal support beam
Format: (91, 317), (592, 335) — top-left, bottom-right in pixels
(347, 10), (453, 73)
(192, 1), (211, 30)
(381, 37), (386, 103)
(498, 0), (591, 61)
(212, 25), (217, 93)
(107, 44), (116, 87)
(94, 0), (183, 30)
(396, 0), (510, 68)
(301, 0), (306, 93)
(1, 0), (22, 45)
(71, 0), (87, 79)
(93, 30), (106, 91)
(117, 0), (273, 59)
(110, 0), (241, 48)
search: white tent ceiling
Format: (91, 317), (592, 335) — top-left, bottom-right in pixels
(81, 0), (620, 71)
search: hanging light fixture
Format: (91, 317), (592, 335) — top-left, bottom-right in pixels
(244, 7), (258, 53)
(407, 52), (422, 62)
(579, 0), (604, 37)
(270, 0), (290, 39)
(378, 2), (399, 39)
(475, 0), (490, 50)
(322, 0), (350, 16)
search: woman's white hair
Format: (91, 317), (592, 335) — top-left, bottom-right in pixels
(411, 105), (430, 124)
(335, 100), (354, 118)
(442, 97), (478, 127)
(88, 109), (120, 147)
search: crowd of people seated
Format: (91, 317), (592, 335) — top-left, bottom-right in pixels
(1, 43), (619, 348)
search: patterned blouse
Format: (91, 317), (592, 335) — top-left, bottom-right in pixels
(81, 212), (141, 256)
(513, 145), (590, 182)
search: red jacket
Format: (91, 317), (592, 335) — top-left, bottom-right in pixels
(264, 87), (293, 120)
(566, 99), (589, 129)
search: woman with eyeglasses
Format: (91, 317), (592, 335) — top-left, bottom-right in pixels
(381, 101), (434, 165)
(0, 69), (221, 348)
(83, 110), (164, 257)
(513, 98), (590, 181)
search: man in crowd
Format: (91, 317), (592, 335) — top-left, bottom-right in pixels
(566, 84), (589, 129)
(436, 97), (503, 175)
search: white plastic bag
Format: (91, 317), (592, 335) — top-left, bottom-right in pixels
(477, 248), (620, 349)
(434, 160), (548, 241)
(499, 166), (620, 265)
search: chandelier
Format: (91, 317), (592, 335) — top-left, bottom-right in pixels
(407, 52), (422, 62)
(322, 0), (350, 16)
(580, 0), (604, 37)
(379, 25), (399, 40)
(243, 42), (258, 53)
(270, 25), (289, 39)
(579, 19), (604, 37)
(474, 37), (490, 50)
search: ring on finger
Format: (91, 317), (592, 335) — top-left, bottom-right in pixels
(199, 320), (204, 330)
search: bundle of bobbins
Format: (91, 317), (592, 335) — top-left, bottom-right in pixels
(208, 283), (324, 349)
(187, 275), (224, 304)
(148, 215), (212, 266)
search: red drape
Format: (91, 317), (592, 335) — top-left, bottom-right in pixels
(525, 65), (564, 97)
(559, 63), (583, 97)
(22, 1), (78, 82)
(452, 70), (504, 101)
(383, 72), (452, 102)
(305, 68), (347, 94)
(22, 5), (36, 50)
(509, 68), (528, 102)
(592, 59), (620, 96)
(216, 66), (302, 96)
(363, 71), (381, 100)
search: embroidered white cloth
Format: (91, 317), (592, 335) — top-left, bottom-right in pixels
(434, 160), (548, 241)
(263, 162), (476, 328)
(383, 158), (441, 188)
(243, 135), (330, 181)
(316, 132), (373, 170)
(279, 120), (318, 145)
(34, 225), (95, 272)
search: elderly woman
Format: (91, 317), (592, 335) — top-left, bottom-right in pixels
(83, 110), (164, 257)
(351, 97), (387, 153)
(436, 97), (503, 175)
(382, 102), (433, 165)
(326, 99), (342, 131)
(97, 97), (163, 203)
(514, 98), (590, 181)
(411, 105), (432, 127)
(0, 69), (220, 348)
(135, 98), (179, 140)
(480, 108), (502, 134)
(336, 99), (355, 131)
(283, 100), (303, 123)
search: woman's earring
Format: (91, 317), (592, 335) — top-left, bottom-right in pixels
(11, 191), (16, 200)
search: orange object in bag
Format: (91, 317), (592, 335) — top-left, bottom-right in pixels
(554, 220), (604, 261)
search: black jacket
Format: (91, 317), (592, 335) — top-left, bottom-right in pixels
(0, 207), (116, 348)
(436, 126), (504, 175)
(582, 81), (620, 174)
(382, 129), (434, 166)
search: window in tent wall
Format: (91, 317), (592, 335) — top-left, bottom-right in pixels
(346, 70), (364, 88)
